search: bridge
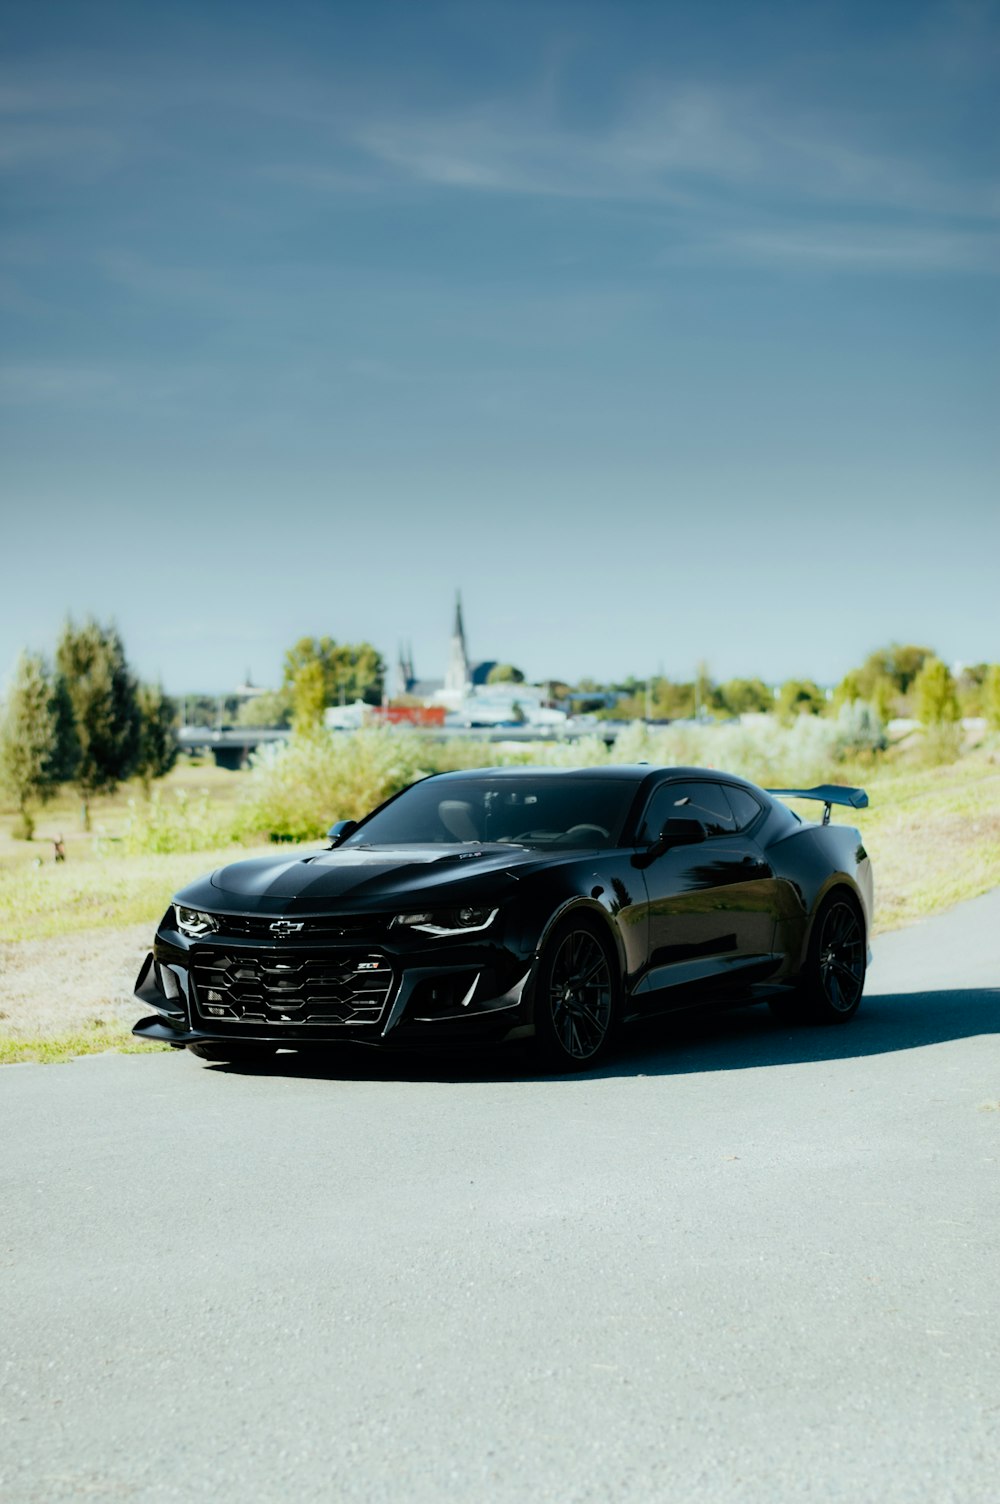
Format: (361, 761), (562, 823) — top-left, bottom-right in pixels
(176, 721), (621, 769)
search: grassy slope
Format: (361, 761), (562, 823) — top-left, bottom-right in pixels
(0, 841), (286, 942)
(812, 757), (1000, 934)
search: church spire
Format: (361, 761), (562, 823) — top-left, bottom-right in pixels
(444, 589), (471, 699)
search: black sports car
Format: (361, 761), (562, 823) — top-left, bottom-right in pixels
(133, 765), (873, 1069)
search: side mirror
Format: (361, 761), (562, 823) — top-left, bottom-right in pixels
(645, 816), (706, 858)
(327, 819), (358, 847)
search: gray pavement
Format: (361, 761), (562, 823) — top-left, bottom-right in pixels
(2, 893), (999, 1503)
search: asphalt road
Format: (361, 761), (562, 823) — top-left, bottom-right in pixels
(2, 894), (999, 1504)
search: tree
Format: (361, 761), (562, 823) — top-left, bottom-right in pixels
(718, 677), (773, 715)
(841, 643), (933, 716)
(914, 656), (960, 726)
(56, 618), (140, 828)
(0, 652), (75, 839)
(776, 679), (825, 720)
(956, 662), (989, 716)
(235, 689), (292, 728)
(134, 684), (178, 796)
(282, 636), (385, 706)
(983, 665), (1000, 732)
(693, 661), (714, 718)
(835, 699), (887, 755)
(291, 659), (327, 735)
(487, 663), (525, 684)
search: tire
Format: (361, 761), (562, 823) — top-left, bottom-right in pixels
(533, 916), (620, 1070)
(186, 1040), (277, 1064)
(770, 892), (866, 1026)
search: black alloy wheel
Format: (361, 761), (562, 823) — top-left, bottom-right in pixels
(535, 919), (619, 1069)
(187, 1041), (277, 1064)
(771, 892), (866, 1025)
(814, 897), (866, 1019)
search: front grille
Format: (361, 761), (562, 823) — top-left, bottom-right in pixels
(219, 914), (378, 940)
(191, 947), (393, 1029)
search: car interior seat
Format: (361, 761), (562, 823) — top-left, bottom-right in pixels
(438, 800), (481, 842)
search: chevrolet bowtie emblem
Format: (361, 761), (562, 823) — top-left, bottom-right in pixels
(269, 920), (304, 933)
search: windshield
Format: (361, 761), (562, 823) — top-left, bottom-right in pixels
(344, 776), (635, 850)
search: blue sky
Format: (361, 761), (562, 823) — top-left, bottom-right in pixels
(1, 0), (997, 694)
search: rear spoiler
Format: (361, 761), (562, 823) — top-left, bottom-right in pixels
(767, 785), (868, 826)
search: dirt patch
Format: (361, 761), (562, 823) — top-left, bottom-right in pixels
(0, 923), (150, 1038)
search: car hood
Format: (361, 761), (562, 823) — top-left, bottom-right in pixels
(199, 842), (554, 911)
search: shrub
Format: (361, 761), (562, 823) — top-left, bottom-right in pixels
(611, 717), (844, 788)
(834, 700), (887, 757)
(496, 736), (611, 769)
(120, 788), (238, 854)
(239, 728), (430, 842)
(918, 723), (964, 767)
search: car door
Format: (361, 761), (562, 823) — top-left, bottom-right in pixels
(631, 778), (781, 1009)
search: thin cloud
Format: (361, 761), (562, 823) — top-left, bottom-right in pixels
(347, 84), (999, 221)
(711, 224), (1000, 274)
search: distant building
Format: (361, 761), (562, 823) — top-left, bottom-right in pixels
(396, 592), (496, 707)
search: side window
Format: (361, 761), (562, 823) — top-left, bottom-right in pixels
(724, 786), (763, 832)
(638, 780), (737, 842)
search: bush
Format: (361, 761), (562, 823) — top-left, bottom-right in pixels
(496, 736), (611, 769)
(239, 728), (431, 842)
(918, 723), (964, 767)
(120, 788), (238, 854)
(834, 700), (887, 756)
(611, 717), (844, 788)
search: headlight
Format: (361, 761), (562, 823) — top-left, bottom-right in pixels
(174, 905), (219, 938)
(393, 906), (498, 937)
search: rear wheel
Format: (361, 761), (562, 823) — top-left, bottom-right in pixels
(770, 892), (866, 1025)
(534, 917), (620, 1070)
(187, 1040), (277, 1064)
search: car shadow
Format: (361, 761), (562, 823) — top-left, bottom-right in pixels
(206, 986), (1000, 1085)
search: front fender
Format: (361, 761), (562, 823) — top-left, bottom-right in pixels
(522, 897), (628, 1020)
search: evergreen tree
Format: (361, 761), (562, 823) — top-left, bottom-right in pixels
(55, 618), (140, 828)
(135, 683), (178, 796)
(0, 652), (74, 839)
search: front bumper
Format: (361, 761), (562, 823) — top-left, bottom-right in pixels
(132, 924), (535, 1050)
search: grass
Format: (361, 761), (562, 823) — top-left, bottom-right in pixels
(0, 839), (284, 942)
(797, 755), (1000, 933)
(0, 1027), (171, 1065)
(0, 758), (248, 872)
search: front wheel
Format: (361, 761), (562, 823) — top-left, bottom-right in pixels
(533, 918), (620, 1070)
(771, 893), (866, 1026)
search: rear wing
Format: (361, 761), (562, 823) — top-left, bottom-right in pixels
(767, 785), (868, 826)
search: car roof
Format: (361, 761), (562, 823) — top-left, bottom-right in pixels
(431, 764), (767, 793)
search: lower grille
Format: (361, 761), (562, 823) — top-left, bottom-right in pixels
(191, 947), (393, 1029)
